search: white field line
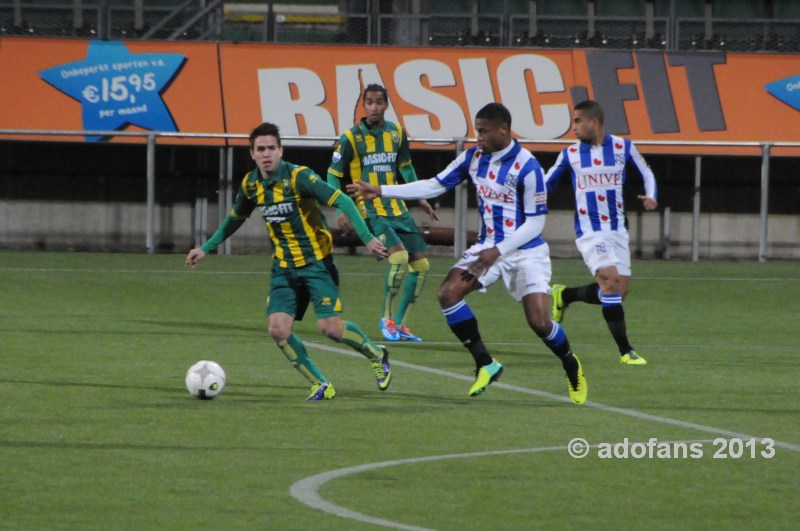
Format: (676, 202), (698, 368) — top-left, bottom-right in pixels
(308, 341), (800, 453)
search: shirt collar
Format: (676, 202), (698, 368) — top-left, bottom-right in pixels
(261, 160), (289, 184)
(358, 118), (385, 135)
(580, 133), (611, 151)
(488, 139), (520, 162)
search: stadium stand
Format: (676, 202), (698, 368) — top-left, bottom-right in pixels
(0, 1), (797, 51)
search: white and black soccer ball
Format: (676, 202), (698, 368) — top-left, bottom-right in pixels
(185, 360), (226, 399)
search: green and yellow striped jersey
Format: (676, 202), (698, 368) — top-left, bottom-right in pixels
(327, 118), (417, 218)
(231, 161), (339, 269)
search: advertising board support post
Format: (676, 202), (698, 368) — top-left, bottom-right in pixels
(146, 134), (156, 254)
(759, 143), (771, 263)
(453, 139), (467, 257)
(692, 155), (701, 262)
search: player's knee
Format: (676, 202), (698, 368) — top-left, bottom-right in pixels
(268, 323), (291, 342)
(527, 314), (552, 337)
(408, 257), (430, 273)
(317, 318), (343, 340)
(388, 249), (409, 266)
(437, 281), (461, 306)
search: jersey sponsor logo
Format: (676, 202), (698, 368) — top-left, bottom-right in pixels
(576, 173), (622, 189)
(361, 152), (398, 166)
(282, 179), (292, 193)
(390, 130), (399, 143)
(260, 202), (294, 222)
(373, 164), (392, 172)
(477, 184), (515, 203)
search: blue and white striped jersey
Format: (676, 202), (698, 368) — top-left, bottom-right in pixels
(545, 134), (657, 238)
(435, 139), (548, 249)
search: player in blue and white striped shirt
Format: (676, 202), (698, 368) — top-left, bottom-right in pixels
(545, 100), (658, 365)
(350, 103), (587, 404)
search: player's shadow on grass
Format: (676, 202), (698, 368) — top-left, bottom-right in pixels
(131, 319), (265, 335)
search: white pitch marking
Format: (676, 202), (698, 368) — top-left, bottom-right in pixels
(308, 341), (800, 453)
(290, 440), (715, 530)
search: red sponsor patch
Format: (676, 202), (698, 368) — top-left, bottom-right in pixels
(505, 219), (513, 227)
(594, 159), (602, 165)
(601, 215), (609, 221)
(617, 202), (623, 208)
(487, 227), (494, 234)
(569, 147), (577, 152)
(489, 171), (496, 180)
(579, 208), (587, 214)
(514, 162), (521, 170)
(615, 143), (623, 149)
(598, 195), (605, 201)
(485, 205), (492, 213)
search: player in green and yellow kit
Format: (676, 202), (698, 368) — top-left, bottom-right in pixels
(185, 122), (391, 401)
(327, 84), (437, 342)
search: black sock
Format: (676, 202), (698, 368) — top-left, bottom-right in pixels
(542, 323), (579, 378)
(602, 304), (634, 355)
(563, 283), (601, 306)
(450, 317), (493, 368)
(562, 352), (580, 387)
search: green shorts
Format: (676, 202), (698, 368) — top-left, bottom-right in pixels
(267, 256), (342, 320)
(368, 211), (427, 254)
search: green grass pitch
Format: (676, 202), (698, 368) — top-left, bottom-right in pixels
(1, 251), (798, 530)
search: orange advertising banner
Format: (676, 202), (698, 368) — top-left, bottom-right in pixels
(219, 43), (800, 155)
(1, 37), (798, 155)
(0, 37), (225, 144)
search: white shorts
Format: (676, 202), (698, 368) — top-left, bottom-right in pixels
(454, 241), (552, 302)
(576, 231), (631, 276)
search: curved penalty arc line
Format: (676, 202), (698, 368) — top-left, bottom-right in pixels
(290, 445), (568, 531)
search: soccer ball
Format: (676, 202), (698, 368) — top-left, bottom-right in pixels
(185, 360), (226, 399)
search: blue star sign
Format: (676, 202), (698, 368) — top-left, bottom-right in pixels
(39, 40), (185, 141)
(765, 74), (800, 112)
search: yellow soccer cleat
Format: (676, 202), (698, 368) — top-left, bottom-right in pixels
(551, 284), (568, 323)
(566, 355), (588, 405)
(307, 382), (336, 401)
(620, 351), (647, 365)
(469, 360), (504, 397)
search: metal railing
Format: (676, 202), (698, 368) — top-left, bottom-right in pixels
(1, 128), (798, 262)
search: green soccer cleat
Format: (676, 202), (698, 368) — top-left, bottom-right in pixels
(551, 284), (568, 323)
(620, 351), (647, 365)
(371, 345), (392, 391)
(307, 382), (336, 401)
(566, 354), (588, 405)
(468, 360), (504, 397)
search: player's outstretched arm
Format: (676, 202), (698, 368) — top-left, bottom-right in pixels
(347, 181), (381, 201)
(185, 248), (206, 268)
